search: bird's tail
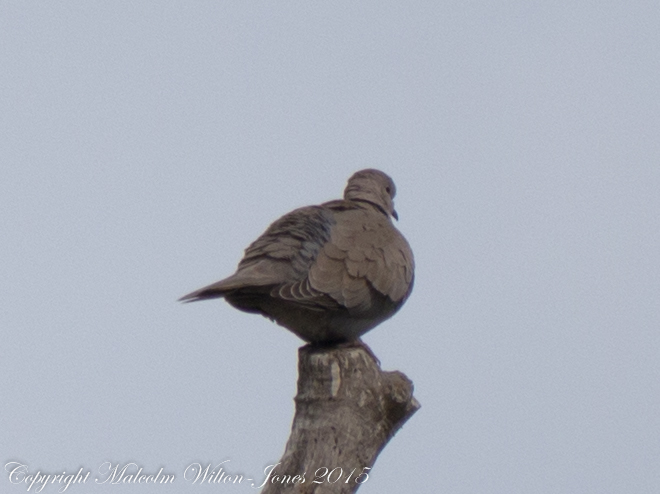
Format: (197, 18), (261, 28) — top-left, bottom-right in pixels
(178, 263), (282, 303)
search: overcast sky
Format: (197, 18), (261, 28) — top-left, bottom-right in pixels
(2, 2), (659, 493)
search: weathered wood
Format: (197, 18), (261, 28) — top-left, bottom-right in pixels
(261, 344), (420, 494)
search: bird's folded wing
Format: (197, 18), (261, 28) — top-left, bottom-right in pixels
(308, 207), (414, 310)
(239, 205), (335, 278)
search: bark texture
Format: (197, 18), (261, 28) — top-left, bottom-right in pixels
(261, 344), (420, 494)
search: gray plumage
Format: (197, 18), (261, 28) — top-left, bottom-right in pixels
(180, 169), (414, 344)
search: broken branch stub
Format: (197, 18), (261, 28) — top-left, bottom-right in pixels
(261, 344), (420, 494)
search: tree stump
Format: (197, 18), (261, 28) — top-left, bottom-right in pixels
(260, 344), (420, 494)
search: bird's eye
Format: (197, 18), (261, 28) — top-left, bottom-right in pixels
(385, 186), (391, 194)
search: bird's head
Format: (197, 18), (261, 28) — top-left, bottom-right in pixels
(344, 168), (398, 220)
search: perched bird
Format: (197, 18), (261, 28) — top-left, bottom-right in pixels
(180, 169), (414, 344)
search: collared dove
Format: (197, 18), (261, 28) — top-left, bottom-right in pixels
(180, 169), (414, 344)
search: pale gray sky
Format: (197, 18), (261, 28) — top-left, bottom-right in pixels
(2, 2), (659, 493)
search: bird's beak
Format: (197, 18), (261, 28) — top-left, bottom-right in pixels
(392, 209), (399, 221)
